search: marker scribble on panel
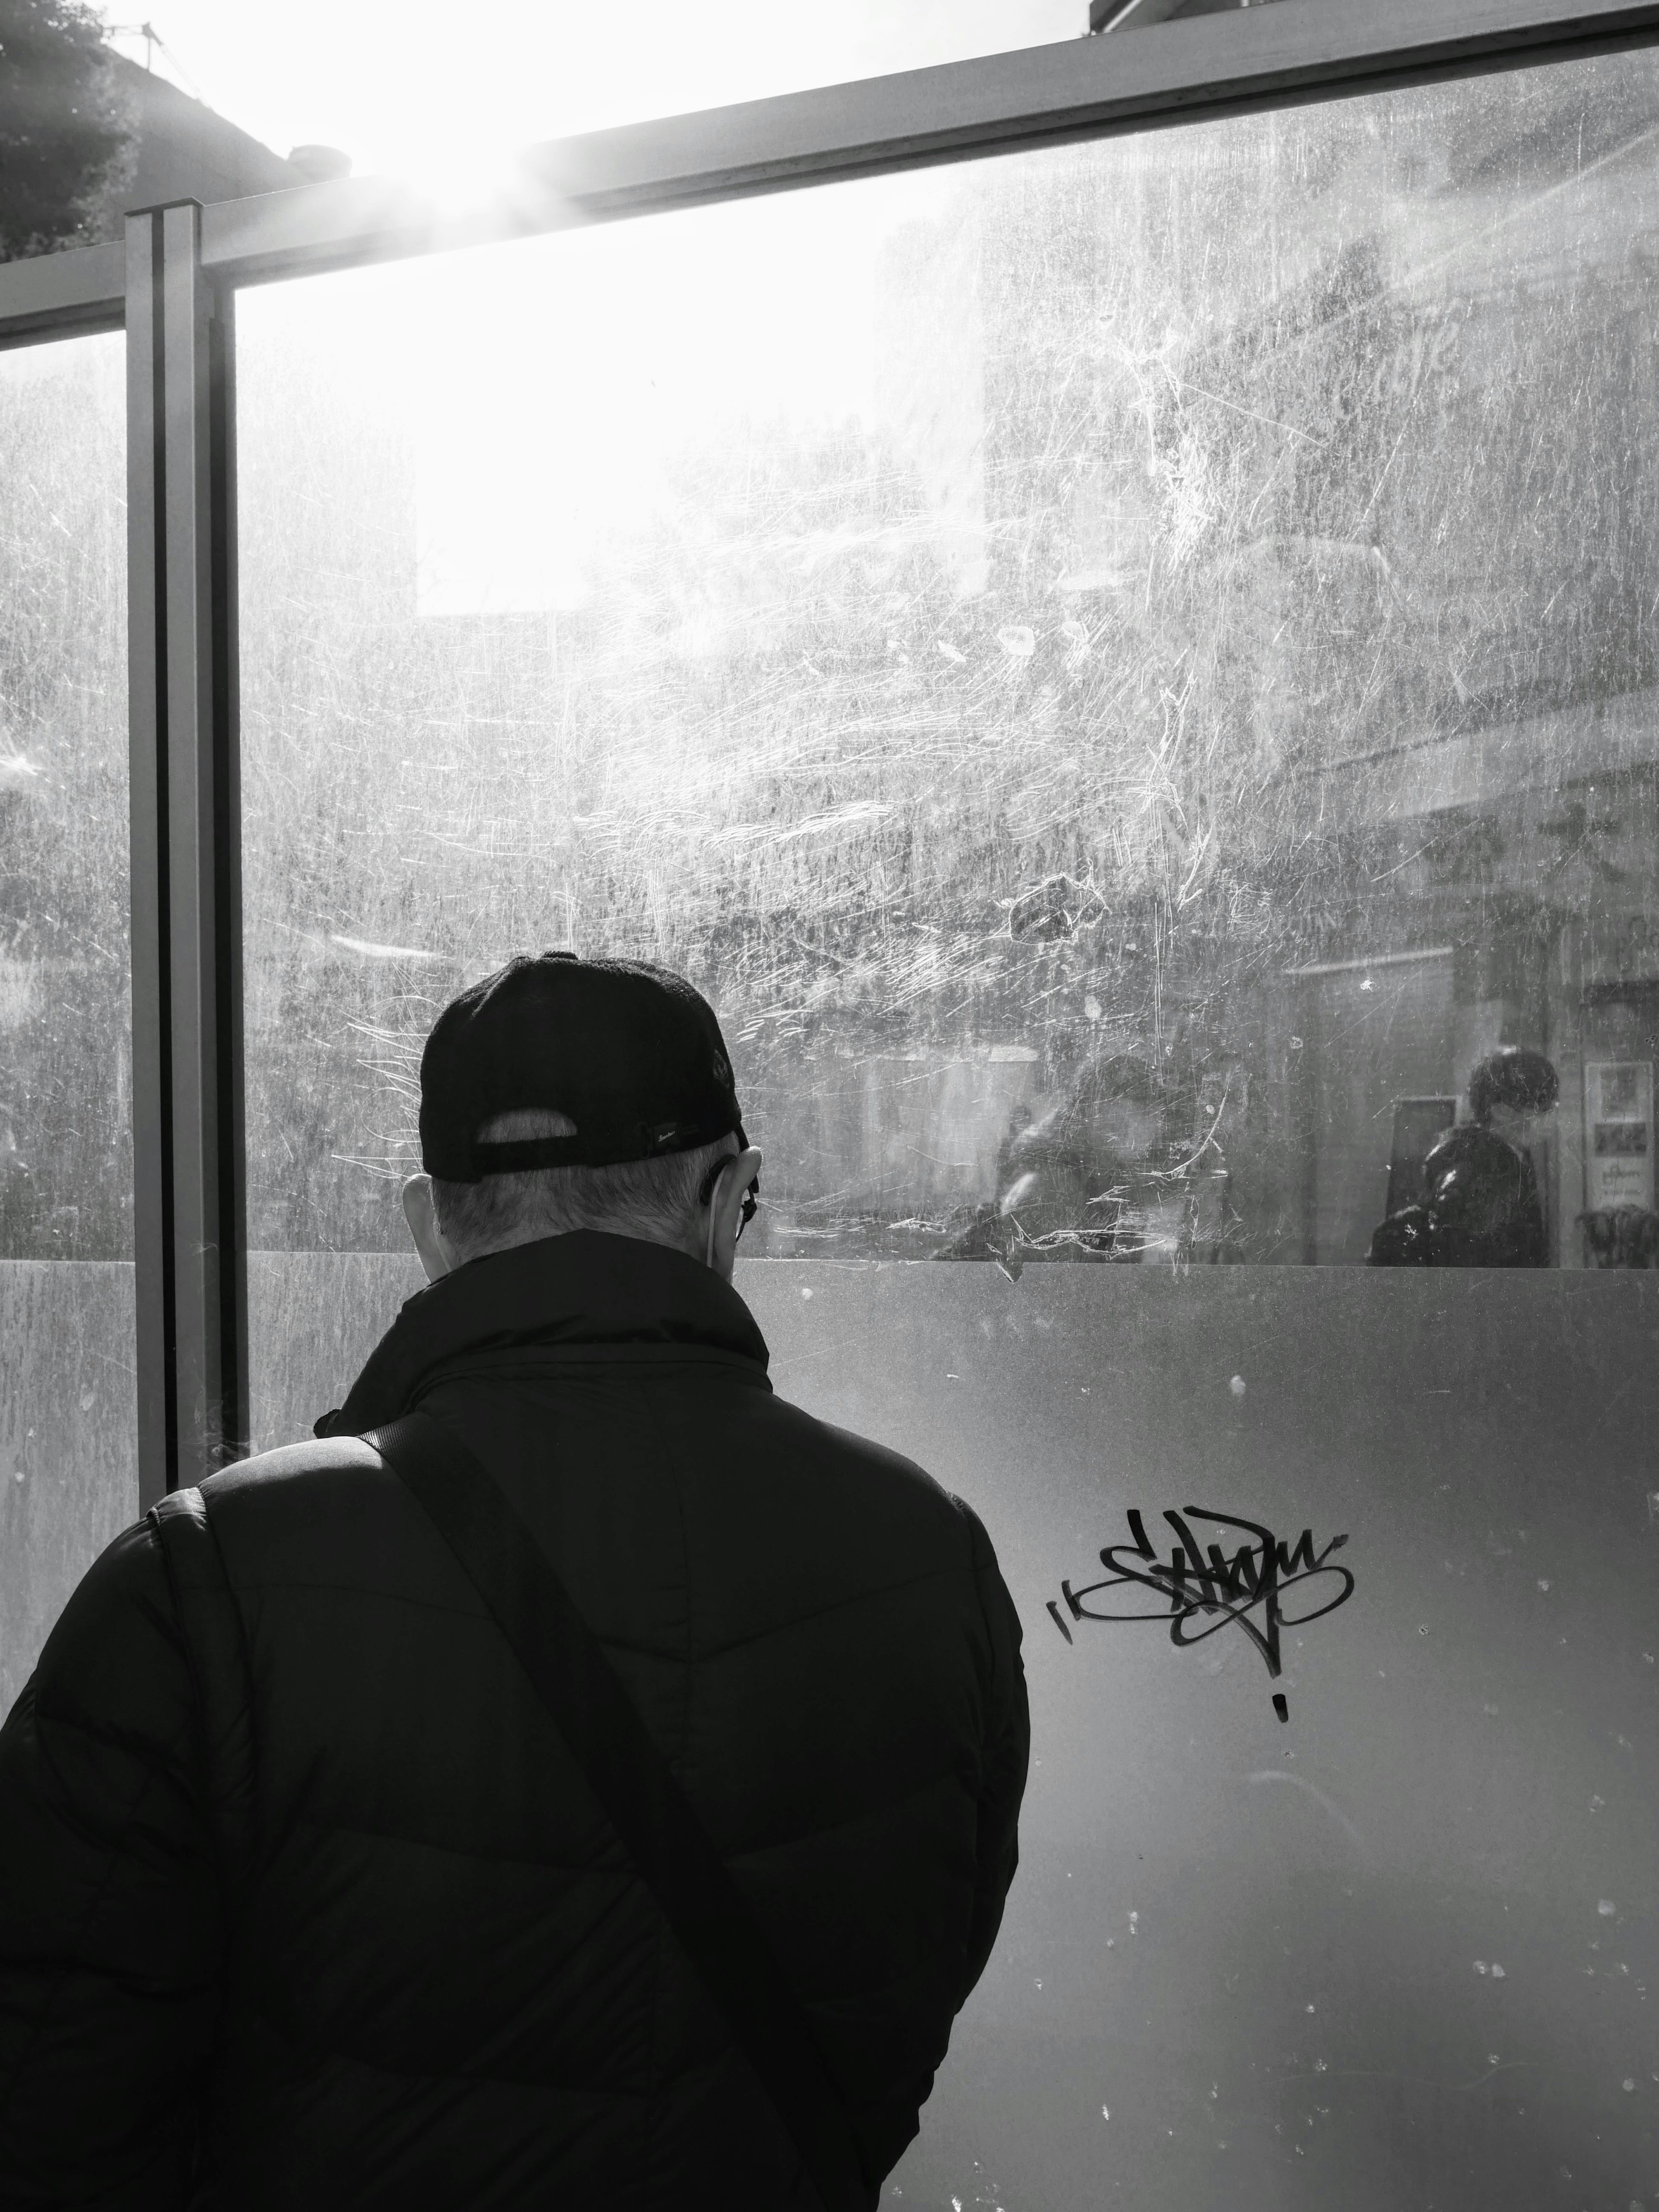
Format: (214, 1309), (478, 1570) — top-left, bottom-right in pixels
(1048, 1509), (1354, 1721)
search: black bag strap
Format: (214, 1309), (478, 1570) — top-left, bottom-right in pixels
(364, 1410), (868, 2212)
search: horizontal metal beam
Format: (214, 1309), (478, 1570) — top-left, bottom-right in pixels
(5, 0), (1659, 327)
(0, 239), (123, 350)
(194, 0), (1659, 284)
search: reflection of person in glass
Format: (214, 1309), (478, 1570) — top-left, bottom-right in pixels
(999, 1054), (1162, 1257)
(941, 1053), (1163, 1265)
(1369, 1046), (1557, 1267)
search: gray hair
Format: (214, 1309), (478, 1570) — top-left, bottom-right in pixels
(430, 1108), (735, 1262)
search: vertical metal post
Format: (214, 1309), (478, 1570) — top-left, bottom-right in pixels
(127, 201), (247, 1509)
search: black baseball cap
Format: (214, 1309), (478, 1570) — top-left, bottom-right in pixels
(420, 952), (746, 1182)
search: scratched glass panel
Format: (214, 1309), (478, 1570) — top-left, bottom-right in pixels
(236, 51), (1659, 2212)
(0, 334), (138, 1718)
(238, 53), (1659, 1275)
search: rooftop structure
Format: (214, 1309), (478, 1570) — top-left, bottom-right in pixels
(104, 49), (306, 219)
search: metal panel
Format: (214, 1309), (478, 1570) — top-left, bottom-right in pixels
(731, 1261), (1659, 2211)
(126, 202), (247, 1507)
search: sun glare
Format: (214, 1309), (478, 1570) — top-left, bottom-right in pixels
(246, 167), (964, 619)
(99, 3), (1081, 208)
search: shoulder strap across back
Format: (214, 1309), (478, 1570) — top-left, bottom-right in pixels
(364, 1408), (871, 2212)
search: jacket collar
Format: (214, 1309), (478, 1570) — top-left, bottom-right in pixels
(323, 1230), (771, 1436)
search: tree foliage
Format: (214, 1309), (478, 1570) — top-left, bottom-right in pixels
(0, 0), (132, 261)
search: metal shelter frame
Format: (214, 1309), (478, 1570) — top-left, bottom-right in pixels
(0, 0), (1654, 1505)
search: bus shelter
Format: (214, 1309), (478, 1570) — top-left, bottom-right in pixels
(2, 4), (1657, 2203)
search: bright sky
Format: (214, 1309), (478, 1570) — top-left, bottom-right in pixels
(236, 152), (992, 616)
(110, 0), (1085, 620)
(103, 1), (1083, 185)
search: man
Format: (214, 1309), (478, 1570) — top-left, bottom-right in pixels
(0, 953), (1029, 2210)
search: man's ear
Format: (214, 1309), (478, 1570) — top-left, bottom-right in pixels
(706, 1145), (763, 1284)
(402, 1174), (453, 1282)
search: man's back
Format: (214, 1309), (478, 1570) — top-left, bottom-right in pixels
(0, 1233), (1028, 2211)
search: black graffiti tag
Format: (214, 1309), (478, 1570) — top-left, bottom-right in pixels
(1047, 1508), (1354, 1721)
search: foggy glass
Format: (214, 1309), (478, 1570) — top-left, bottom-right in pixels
(0, 333), (137, 1716)
(238, 54), (1659, 1274)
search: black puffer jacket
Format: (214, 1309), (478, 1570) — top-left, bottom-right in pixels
(0, 1233), (1028, 2211)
